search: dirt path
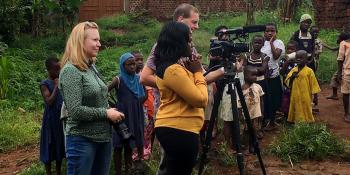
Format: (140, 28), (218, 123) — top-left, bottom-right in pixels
(317, 86), (349, 140)
(0, 145), (38, 175)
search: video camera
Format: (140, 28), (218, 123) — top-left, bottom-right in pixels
(209, 25), (266, 60)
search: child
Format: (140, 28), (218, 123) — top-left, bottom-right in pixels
(310, 25), (339, 72)
(261, 23), (285, 130)
(279, 40), (298, 118)
(327, 32), (350, 100)
(285, 50), (321, 123)
(133, 51), (144, 74)
(108, 52), (146, 175)
(337, 36), (350, 122)
(238, 66), (264, 153)
(244, 34), (270, 132)
(131, 51), (155, 161)
(39, 57), (65, 175)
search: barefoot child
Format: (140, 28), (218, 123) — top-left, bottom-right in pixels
(327, 32), (350, 100)
(244, 35), (270, 132)
(261, 23), (285, 130)
(279, 40), (298, 119)
(285, 50), (321, 123)
(337, 37), (350, 122)
(132, 51), (155, 161)
(108, 52), (146, 175)
(39, 57), (65, 175)
(238, 66), (264, 153)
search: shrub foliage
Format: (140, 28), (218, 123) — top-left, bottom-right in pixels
(269, 123), (346, 162)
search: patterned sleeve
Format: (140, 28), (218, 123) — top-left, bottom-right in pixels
(337, 41), (346, 61)
(256, 84), (264, 96)
(146, 44), (157, 71)
(59, 65), (107, 122)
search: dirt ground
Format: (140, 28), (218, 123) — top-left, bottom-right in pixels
(0, 86), (349, 175)
(0, 145), (38, 175)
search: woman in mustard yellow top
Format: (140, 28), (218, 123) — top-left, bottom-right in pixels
(154, 21), (208, 175)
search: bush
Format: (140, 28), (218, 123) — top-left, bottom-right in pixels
(96, 14), (131, 29)
(269, 123), (346, 163)
(0, 56), (12, 99)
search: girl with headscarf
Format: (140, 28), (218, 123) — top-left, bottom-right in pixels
(108, 52), (146, 175)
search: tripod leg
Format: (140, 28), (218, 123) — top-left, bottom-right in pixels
(234, 79), (267, 175)
(198, 80), (225, 175)
(227, 83), (245, 175)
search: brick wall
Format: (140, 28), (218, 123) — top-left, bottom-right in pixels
(128, 0), (263, 20)
(313, 0), (350, 30)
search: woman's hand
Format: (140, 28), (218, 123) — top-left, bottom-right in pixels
(107, 108), (125, 123)
(185, 59), (202, 73)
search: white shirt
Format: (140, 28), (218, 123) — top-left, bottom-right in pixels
(261, 39), (285, 78)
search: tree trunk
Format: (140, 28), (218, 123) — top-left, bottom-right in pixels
(246, 0), (256, 25)
(269, 0), (279, 10)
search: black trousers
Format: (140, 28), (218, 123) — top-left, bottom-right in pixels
(155, 127), (199, 175)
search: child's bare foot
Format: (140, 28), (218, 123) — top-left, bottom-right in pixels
(344, 114), (350, 123)
(326, 95), (338, 100)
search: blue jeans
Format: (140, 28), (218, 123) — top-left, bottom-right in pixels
(66, 135), (112, 175)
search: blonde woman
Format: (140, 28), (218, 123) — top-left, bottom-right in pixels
(59, 21), (124, 175)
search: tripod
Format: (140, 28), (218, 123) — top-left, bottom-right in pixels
(198, 62), (266, 175)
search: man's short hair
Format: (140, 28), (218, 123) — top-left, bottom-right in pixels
(173, 3), (199, 21)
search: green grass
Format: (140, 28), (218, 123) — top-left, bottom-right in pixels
(0, 110), (41, 152)
(269, 122), (346, 163)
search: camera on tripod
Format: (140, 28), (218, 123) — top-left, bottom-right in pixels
(199, 24), (268, 175)
(209, 25), (266, 60)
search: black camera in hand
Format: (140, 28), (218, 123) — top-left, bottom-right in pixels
(108, 97), (133, 141)
(112, 120), (133, 140)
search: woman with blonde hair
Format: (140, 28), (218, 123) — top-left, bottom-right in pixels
(59, 21), (124, 175)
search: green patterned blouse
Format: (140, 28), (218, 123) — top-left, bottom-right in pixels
(59, 63), (111, 142)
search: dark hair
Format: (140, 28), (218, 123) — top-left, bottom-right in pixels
(287, 40), (298, 47)
(265, 23), (278, 33)
(173, 3), (199, 21)
(214, 25), (228, 37)
(338, 32), (350, 42)
(252, 34), (264, 42)
(45, 57), (59, 70)
(244, 65), (257, 77)
(154, 21), (191, 73)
